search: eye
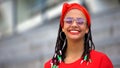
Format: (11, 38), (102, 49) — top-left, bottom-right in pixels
(64, 17), (73, 24)
(76, 18), (84, 25)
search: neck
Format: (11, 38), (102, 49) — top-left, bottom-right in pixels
(65, 38), (84, 59)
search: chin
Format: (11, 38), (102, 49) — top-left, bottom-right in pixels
(67, 36), (83, 41)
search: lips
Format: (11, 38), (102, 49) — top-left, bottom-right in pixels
(69, 30), (81, 35)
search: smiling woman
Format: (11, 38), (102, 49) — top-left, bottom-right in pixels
(44, 2), (113, 68)
(62, 9), (88, 41)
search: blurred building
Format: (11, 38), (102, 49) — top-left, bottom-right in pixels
(0, 0), (120, 68)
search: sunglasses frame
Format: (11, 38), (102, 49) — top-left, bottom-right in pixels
(64, 17), (86, 25)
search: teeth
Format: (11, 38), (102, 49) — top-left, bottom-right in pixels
(70, 30), (79, 32)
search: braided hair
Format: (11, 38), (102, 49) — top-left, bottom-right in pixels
(50, 2), (95, 68)
(51, 24), (95, 68)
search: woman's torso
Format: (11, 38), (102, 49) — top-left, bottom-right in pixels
(44, 50), (113, 68)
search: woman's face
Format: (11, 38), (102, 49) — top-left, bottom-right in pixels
(62, 9), (89, 41)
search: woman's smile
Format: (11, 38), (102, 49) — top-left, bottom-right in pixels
(68, 29), (81, 35)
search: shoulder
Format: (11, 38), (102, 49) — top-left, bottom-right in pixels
(90, 50), (107, 57)
(90, 50), (113, 68)
(90, 50), (111, 60)
(44, 59), (51, 68)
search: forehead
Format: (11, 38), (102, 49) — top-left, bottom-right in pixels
(65, 9), (86, 19)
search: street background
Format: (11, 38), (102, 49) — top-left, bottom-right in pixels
(0, 0), (120, 68)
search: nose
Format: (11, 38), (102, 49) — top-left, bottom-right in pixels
(71, 20), (78, 27)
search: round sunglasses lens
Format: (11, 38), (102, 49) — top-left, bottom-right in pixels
(76, 18), (84, 25)
(65, 18), (73, 24)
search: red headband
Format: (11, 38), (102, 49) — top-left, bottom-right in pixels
(60, 3), (91, 28)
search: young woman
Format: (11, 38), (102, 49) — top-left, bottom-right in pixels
(44, 2), (113, 68)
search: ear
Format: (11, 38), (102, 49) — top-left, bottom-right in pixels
(62, 27), (65, 32)
(85, 26), (89, 34)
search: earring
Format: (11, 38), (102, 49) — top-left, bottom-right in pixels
(60, 31), (64, 41)
(62, 38), (66, 50)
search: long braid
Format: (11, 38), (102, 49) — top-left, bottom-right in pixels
(51, 25), (95, 68)
(82, 26), (95, 64)
(51, 25), (66, 68)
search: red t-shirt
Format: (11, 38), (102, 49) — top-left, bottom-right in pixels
(44, 50), (113, 68)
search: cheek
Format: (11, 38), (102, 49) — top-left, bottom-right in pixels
(62, 24), (69, 32)
(81, 26), (88, 33)
(62, 27), (67, 34)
